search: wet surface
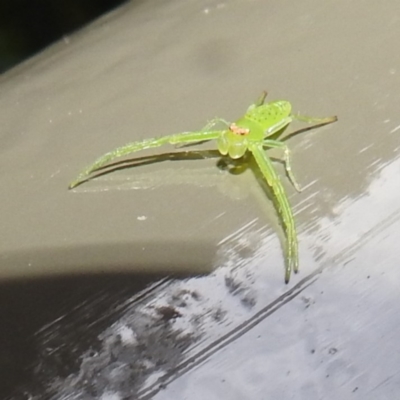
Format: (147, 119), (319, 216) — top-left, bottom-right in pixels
(0, 0), (400, 398)
(0, 273), (172, 399)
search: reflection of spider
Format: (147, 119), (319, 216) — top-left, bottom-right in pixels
(69, 91), (337, 283)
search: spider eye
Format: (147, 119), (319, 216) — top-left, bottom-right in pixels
(229, 123), (249, 136)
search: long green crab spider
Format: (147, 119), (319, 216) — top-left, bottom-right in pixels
(69, 91), (337, 283)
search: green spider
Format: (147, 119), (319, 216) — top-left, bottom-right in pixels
(69, 91), (337, 283)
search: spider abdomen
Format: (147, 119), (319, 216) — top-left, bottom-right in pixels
(248, 100), (292, 133)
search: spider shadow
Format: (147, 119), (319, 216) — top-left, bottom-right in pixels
(77, 146), (296, 279)
(86, 146), (288, 223)
(82, 149), (268, 186)
(83, 147), (291, 203)
(76, 149), (219, 186)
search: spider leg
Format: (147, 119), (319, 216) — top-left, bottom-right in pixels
(254, 90), (268, 107)
(174, 118), (230, 149)
(263, 139), (302, 192)
(69, 130), (223, 189)
(247, 90), (268, 112)
(202, 117), (230, 130)
(293, 113), (337, 125)
(249, 143), (298, 283)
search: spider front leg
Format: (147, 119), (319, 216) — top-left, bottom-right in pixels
(249, 143), (298, 283)
(263, 139), (302, 192)
(69, 130), (223, 189)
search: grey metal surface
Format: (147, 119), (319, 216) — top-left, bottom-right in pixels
(0, 0), (399, 399)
